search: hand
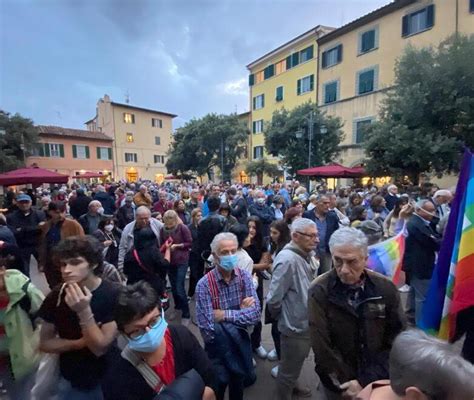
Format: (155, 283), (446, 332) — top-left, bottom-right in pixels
(64, 283), (92, 314)
(170, 244), (181, 251)
(103, 240), (113, 247)
(213, 309), (225, 322)
(340, 380), (363, 399)
(240, 296), (255, 309)
(73, 337), (87, 350)
(399, 204), (414, 219)
(202, 386), (216, 400)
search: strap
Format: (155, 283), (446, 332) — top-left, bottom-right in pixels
(121, 345), (165, 393)
(133, 249), (152, 274)
(207, 270), (220, 310)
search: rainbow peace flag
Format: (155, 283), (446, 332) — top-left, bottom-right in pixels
(366, 230), (405, 284)
(420, 149), (474, 340)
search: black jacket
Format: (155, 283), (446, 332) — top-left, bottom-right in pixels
(303, 209), (339, 253)
(116, 204), (135, 229)
(93, 191), (116, 215)
(197, 212), (227, 256)
(402, 214), (441, 280)
(69, 194), (92, 220)
(6, 209), (45, 248)
(230, 197), (248, 224)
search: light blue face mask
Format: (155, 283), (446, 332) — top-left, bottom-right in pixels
(219, 254), (238, 271)
(127, 314), (168, 353)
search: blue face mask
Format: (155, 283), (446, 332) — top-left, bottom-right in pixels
(219, 254), (238, 271)
(127, 314), (168, 353)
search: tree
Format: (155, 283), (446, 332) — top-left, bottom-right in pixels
(264, 102), (344, 176)
(245, 158), (281, 185)
(166, 113), (249, 181)
(0, 110), (40, 173)
(364, 35), (474, 183)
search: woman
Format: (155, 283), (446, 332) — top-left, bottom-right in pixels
(218, 202), (238, 228)
(383, 196), (409, 237)
(160, 210), (192, 322)
(174, 199), (191, 225)
(228, 224), (255, 280)
(243, 216), (271, 360)
(350, 205), (368, 228)
(284, 207), (303, 226)
(93, 216), (122, 267)
(346, 192), (363, 216)
(187, 208), (202, 298)
(270, 195), (285, 220)
(367, 195), (390, 226)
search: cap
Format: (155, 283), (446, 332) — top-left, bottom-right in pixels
(16, 194), (32, 202)
(357, 220), (382, 234)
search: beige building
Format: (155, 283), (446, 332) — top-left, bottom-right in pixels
(85, 95), (177, 182)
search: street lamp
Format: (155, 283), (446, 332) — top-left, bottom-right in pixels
(295, 111), (327, 169)
(220, 135), (230, 182)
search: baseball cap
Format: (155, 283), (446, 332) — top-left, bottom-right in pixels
(16, 194), (32, 202)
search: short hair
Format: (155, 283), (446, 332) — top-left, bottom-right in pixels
(136, 206), (151, 216)
(96, 185), (105, 192)
(207, 196), (221, 212)
(227, 187), (237, 196)
(191, 208), (202, 219)
(114, 281), (161, 332)
(98, 215), (115, 231)
(290, 218), (316, 234)
(210, 232), (238, 254)
(229, 224), (249, 248)
(284, 207), (302, 223)
(272, 195), (283, 204)
(328, 227), (368, 255)
(387, 184), (398, 191)
(163, 209), (178, 223)
(433, 189), (452, 199)
(390, 329), (474, 399)
(140, 185), (147, 191)
(89, 200), (101, 209)
(416, 199), (433, 210)
(48, 200), (67, 213)
(52, 235), (104, 275)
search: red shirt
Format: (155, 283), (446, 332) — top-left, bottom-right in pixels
(151, 328), (175, 387)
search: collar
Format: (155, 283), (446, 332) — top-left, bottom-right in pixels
(414, 213), (431, 226)
(213, 266), (237, 283)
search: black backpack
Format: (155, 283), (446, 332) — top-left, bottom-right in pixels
(17, 280), (37, 330)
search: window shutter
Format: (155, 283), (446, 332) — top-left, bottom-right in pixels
(131, 114), (135, 124)
(253, 97), (256, 110)
(426, 4), (435, 28)
(402, 15), (409, 37)
(307, 45), (314, 60)
(85, 146), (90, 159)
(292, 52), (299, 68)
(471, 0), (474, 13)
(108, 148), (112, 160)
(373, 67), (379, 91)
(59, 144), (65, 158)
(39, 144), (45, 157)
(252, 121), (256, 133)
(97, 147), (101, 159)
(336, 44), (343, 63)
(261, 94), (265, 108)
(310, 75), (314, 91)
(297, 79), (302, 95)
(249, 74), (255, 86)
(322, 51), (328, 68)
(72, 145), (77, 158)
(286, 55), (292, 70)
(44, 143), (51, 157)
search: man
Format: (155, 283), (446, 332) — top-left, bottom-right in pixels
(266, 218), (319, 400)
(153, 190), (174, 214)
(384, 184), (399, 212)
(429, 189), (453, 220)
(116, 194), (136, 229)
(69, 188), (92, 220)
(328, 193), (350, 227)
(197, 196), (228, 260)
(308, 227), (405, 400)
(202, 185), (221, 217)
(402, 200), (441, 324)
(6, 193), (45, 275)
(303, 194), (339, 274)
(93, 185), (116, 215)
(38, 235), (120, 399)
(134, 185), (153, 208)
(226, 187), (247, 224)
(118, 206), (163, 274)
(38, 201), (84, 288)
(78, 200), (102, 234)
(196, 232), (261, 400)
(248, 190), (275, 237)
(186, 188), (203, 214)
(278, 183), (291, 208)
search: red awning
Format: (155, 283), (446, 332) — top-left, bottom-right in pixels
(75, 172), (105, 179)
(297, 163), (366, 178)
(0, 166), (69, 186)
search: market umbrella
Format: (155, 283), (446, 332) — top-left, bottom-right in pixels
(297, 163), (365, 178)
(75, 172), (105, 179)
(0, 166), (69, 186)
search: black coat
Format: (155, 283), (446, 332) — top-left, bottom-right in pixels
(6, 209), (45, 248)
(93, 191), (116, 215)
(402, 214), (441, 280)
(197, 213), (227, 256)
(230, 197), (248, 224)
(303, 209), (339, 253)
(69, 194), (92, 220)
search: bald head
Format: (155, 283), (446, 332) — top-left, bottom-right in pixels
(135, 206), (151, 228)
(416, 199), (436, 221)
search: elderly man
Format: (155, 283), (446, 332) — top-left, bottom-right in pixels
(196, 232), (261, 400)
(93, 185), (116, 215)
(78, 200), (102, 234)
(384, 184), (399, 212)
(266, 218), (319, 400)
(248, 190), (275, 237)
(303, 194), (339, 274)
(429, 189), (453, 220)
(152, 190), (173, 214)
(186, 188), (203, 214)
(133, 185), (153, 208)
(118, 206), (163, 274)
(308, 227), (405, 400)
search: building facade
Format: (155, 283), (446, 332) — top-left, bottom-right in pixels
(27, 125), (114, 181)
(85, 94), (177, 182)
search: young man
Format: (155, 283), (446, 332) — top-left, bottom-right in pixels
(38, 235), (120, 399)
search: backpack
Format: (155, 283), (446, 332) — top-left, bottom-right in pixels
(17, 280), (37, 330)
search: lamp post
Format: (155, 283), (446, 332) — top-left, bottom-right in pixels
(220, 136), (230, 183)
(295, 111), (327, 169)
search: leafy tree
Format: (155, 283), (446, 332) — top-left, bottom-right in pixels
(264, 102), (344, 176)
(0, 110), (39, 173)
(166, 113), (249, 181)
(245, 158), (281, 185)
(364, 35), (474, 183)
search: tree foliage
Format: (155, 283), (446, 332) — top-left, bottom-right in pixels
(245, 158), (281, 185)
(0, 110), (39, 173)
(264, 102), (344, 175)
(364, 35), (474, 183)
(166, 113), (249, 181)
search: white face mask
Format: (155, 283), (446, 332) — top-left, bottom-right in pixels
(256, 198), (265, 205)
(98, 207), (105, 215)
(104, 224), (114, 232)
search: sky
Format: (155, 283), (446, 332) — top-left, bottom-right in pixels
(1, 0), (389, 130)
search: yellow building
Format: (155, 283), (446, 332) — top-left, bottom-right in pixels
(246, 25), (334, 179)
(85, 94), (177, 182)
(317, 0), (474, 170)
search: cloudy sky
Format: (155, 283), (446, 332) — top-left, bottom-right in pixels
(1, 0), (388, 129)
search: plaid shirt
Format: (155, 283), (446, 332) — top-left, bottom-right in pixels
(196, 267), (261, 343)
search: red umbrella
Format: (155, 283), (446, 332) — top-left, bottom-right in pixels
(0, 166), (69, 186)
(297, 163), (365, 178)
(75, 172), (105, 179)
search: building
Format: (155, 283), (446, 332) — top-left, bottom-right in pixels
(85, 94), (177, 182)
(27, 125), (114, 181)
(246, 25), (334, 178)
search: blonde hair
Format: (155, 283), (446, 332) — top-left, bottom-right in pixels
(163, 209), (178, 223)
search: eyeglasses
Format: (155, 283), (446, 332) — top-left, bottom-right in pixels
(126, 314), (162, 340)
(296, 231), (319, 239)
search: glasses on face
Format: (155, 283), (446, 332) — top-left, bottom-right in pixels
(126, 314), (162, 340)
(296, 231), (319, 239)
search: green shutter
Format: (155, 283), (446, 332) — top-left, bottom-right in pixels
(292, 52), (299, 67)
(286, 55), (292, 70)
(264, 65), (274, 80)
(44, 143), (50, 157)
(297, 79), (301, 95)
(253, 97), (256, 110)
(252, 121), (256, 134)
(72, 144), (77, 158)
(310, 75), (314, 91)
(322, 51), (328, 68)
(97, 147), (101, 159)
(108, 148), (112, 160)
(336, 44), (343, 63)
(276, 86), (283, 101)
(307, 45), (313, 59)
(59, 144), (64, 158)
(402, 15), (409, 36)
(426, 4), (435, 28)
(85, 146), (90, 159)
(249, 74), (255, 86)
(39, 144), (45, 157)
(261, 94), (264, 108)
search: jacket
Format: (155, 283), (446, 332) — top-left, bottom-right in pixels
(6, 209), (45, 248)
(78, 213), (101, 235)
(69, 193), (92, 220)
(266, 242), (316, 337)
(308, 269), (405, 390)
(230, 197), (248, 224)
(0, 226), (17, 246)
(94, 191), (116, 215)
(402, 214), (441, 279)
(118, 219), (163, 272)
(3, 269), (45, 379)
(133, 192), (153, 208)
(303, 209), (339, 253)
(196, 212), (227, 256)
(159, 224), (192, 265)
(116, 204), (136, 229)
(248, 203), (275, 236)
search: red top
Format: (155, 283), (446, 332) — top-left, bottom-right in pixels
(151, 328), (175, 387)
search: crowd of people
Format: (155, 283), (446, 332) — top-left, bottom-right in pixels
(0, 178), (473, 400)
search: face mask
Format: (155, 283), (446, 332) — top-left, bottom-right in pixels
(219, 254), (238, 271)
(128, 314), (168, 353)
(104, 224), (114, 232)
(256, 198), (265, 205)
(98, 207), (105, 215)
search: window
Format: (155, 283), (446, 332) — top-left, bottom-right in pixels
(275, 59), (286, 75)
(152, 118), (163, 128)
(297, 74), (314, 95)
(126, 133), (134, 143)
(253, 94), (265, 110)
(322, 44), (343, 68)
(359, 28), (378, 54)
(357, 66), (378, 95)
(31, 144), (43, 156)
(252, 120), (264, 134)
(255, 70), (264, 84)
(155, 136), (161, 145)
(276, 86), (284, 102)
(125, 152), (138, 162)
(263, 64), (275, 80)
(471, 0), (474, 13)
(353, 118), (373, 144)
(97, 147), (112, 160)
(402, 5), (435, 37)
(324, 80), (339, 104)
(249, 74), (255, 86)
(299, 45), (314, 63)
(286, 52), (300, 70)
(253, 146), (263, 160)
(154, 155), (165, 164)
(123, 113), (135, 124)
(35, 143), (64, 158)
(72, 145), (89, 159)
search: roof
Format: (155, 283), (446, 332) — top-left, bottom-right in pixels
(246, 24), (335, 70)
(37, 125), (113, 142)
(317, 0), (416, 45)
(84, 116), (97, 124)
(110, 102), (177, 118)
